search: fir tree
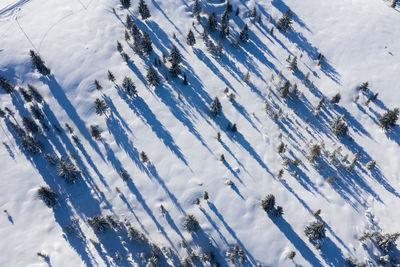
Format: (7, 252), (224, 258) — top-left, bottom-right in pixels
(331, 115), (348, 137)
(146, 66), (160, 87)
(120, 0), (131, 9)
(122, 77), (137, 97)
(30, 50), (50, 75)
(57, 160), (80, 183)
(138, 0), (151, 20)
(140, 151), (149, 162)
(209, 97), (222, 116)
(280, 80), (290, 98)
(277, 9), (293, 32)
(304, 221), (326, 241)
(108, 70), (115, 82)
(90, 125), (102, 140)
(117, 41), (123, 52)
(19, 87), (33, 102)
(94, 98), (109, 116)
(0, 75), (14, 94)
(125, 30), (130, 41)
(120, 167), (130, 181)
(168, 45), (182, 64)
(186, 29), (196, 46)
(239, 24), (249, 42)
(261, 194), (275, 212)
(38, 186), (58, 208)
(289, 56), (297, 71)
(94, 80), (102, 90)
(27, 84), (43, 102)
(132, 35), (142, 55)
(379, 108), (399, 130)
(130, 23), (141, 37)
(330, 93), (341, 104)
(140, 31), (153, 54)
(21, 135), (42, 154)
(206, 12), (217, 31)
(87, 216), (110, 233)
(22, 117), (39, 134)
(192, 0), (201, 15)
(126, 14), (133, 29)
(183, 214), (200, 232)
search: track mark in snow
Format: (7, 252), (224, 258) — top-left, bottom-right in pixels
(0, 0), (31, 18)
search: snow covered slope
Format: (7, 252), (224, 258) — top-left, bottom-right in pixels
(1, 0), (400, 266)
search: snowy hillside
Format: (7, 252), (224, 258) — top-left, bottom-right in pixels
(1, 0), (400, 266)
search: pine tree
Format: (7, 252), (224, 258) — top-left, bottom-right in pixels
(120, 167), (130, 181)
(186, 29), (196, 46)
(192, 0), (201, 15)
(209, 97), (222, 116)
(168, 45), (182, 64)
(261, 194), (275, 212)
(87, 215), (110, 233)
(38, 186), (58, 208)
(122, 52), (130, 63)
(304, 221), (326, 241)
(183, 214), (200, 232)
(26, 84), (42, 103)
(125, 30), (130, 41)
(140, 31), (153, 54)
(277, 9), (293, 32)
(57, 160), (80, 183)
(206, 12), (217, 31)
(215, 40), (223, 57)
(250, 7), (257, 18)
(379, 108), (399, 130)
(94, 80), (103, 90)
(122, 77), (137, 97)
(21, 135), (42, 154)
(132, 35), (142, 55)
(138, 0), (151, 20)
(22, 117), (39, 134)
(120, 0), (131, 9)
(0, 75), (15, 94)
(280, 80), (290, 98)
(239, 24), (249, 42)
(90, 125), (102, 140)
(331, 115), (348, 137)
(94, 98), (109, 116)
(19, 87), (33, 102)
(30, 50), (50, 75)
(330, 93), (341, 104)
(146, 66), (160, 87)
(108, 70), (115, 82)
(183, 73), (188, 85)
(117, 41), (123, 52)
(126, 15), (133, 30)
(391, 0), (398, 8)
(130, 23), (141, 37)
(140, 151), (149, 162)
(289, 56), (297, 71)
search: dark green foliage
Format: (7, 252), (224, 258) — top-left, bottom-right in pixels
(87, 216), (110, 233)
(317, 53), (324, 66)
(183, 214), (200, 232)
(94, 80), (102, 90)
(274, 206), (284, 217)
(304, 221), (326, 240)
(169, 62), (181, 76)
(21, 135), (42, 154)
(186, 29), (196, 46)
(38, 186), (58, 208)
(206, 12), (217, 31)
(209, 97), (222, 116)
(90, 125), (102, 140)
(203, 191), (209, 200)
(138, 0), (151, 20)
(117, 41), (123, 52)
(120, 0), (130, 9)
(140, 31), (153, 54)
(277, 142), (285, 154)
(331, 115), (348, 137)
(169, 45), (182, 65)
(128, 226), (148, 243)
(378, 108), (399, 130)
(120, 167), (130, 181)
(359, 231), (400, 252)
(330, 93), (341, 104)
(280, 80), (290, 98)
(107, 70), (115, 82)
(27, 84), (43, 103)
(122, 52), (130, 63)
(30, 50), (50, 75)
(125, 15), (133, 30)
(289, 56), (297, 71)
(140, 151), (148, 162)
(57, 160), (80, 183)
(239, 24), (249, 42)
(19, 87), (33, 102)
(277, 9), (293, 32)
(192, 0), (201, 15)
(146, 66), (160, 87)
(94, 98), (109, 116)
(261, 194), (275, 212)
(0, 75), (14, 94)
(122, 77), (137, 97)
(22, 117), (39, 134)
(130, 23), (141, 37)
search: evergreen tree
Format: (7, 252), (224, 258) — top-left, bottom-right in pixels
(331, 115), (348, 137)
(138, 0), (151, 20)
(120, 0), (131, 9)
(38, 186), (58, 208)
(140, 151), (149, 162)
(169, 63), (181, 77)
(94, 98), (109, 116)
(120, 167), (130, 181)
(192, 0), (201, 15)
(87, 215), (110, 233)
(186, 29), (196, 46)
(221, 7), (230, 26)
(280, 81), (290, 98)
(122, 52), (130, 63)
(261, 194), (275, 212)
(30, 50), (50, 75)
(19, 87), (33, 102)
(317, 53), (324, 66)
(126, 14), (133, 29)
(277, 9), (293, 32)
(168, 45), (182, 64)
(108, 70), (115, 82)
(57, 160), (80, 183)
(250, 7), (257, 18)
(304, 221), (326, 241)
(209, 97), (222, 116)
(94, 80), (103, 90)
(207, 41), (216, 55)
(21, 135), (42, 154)
(146, 66), (160, 87)
(183, 214), (200, 232)
(220, 23), (230, 38)
(90, 125), (102, 140)
(289, 56), (297, 71)
(379, 108), (399, 130)
(215, 40), (223, 57)
(392, 0), (398, 8)
(122, 77), (137, 97)
(0, 75), (15, 94)
(27, 84), (42, 103)
(133, 35), (142, 55)
(140, 31), (153, 54)
(117, 41), (123, 52)
(125, 30), (130, 41)
(130, 23), (141, 37)
(22, 116), (39, 134)
(206, 12), (217, 31)
(0, 108), (6, 118)
(239, 24), (249, 42)
(330, 93), (341, 104)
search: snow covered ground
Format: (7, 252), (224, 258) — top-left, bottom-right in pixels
(1, 0), (400, 266)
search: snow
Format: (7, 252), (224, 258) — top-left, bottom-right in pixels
(1, 0), (400, 266)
